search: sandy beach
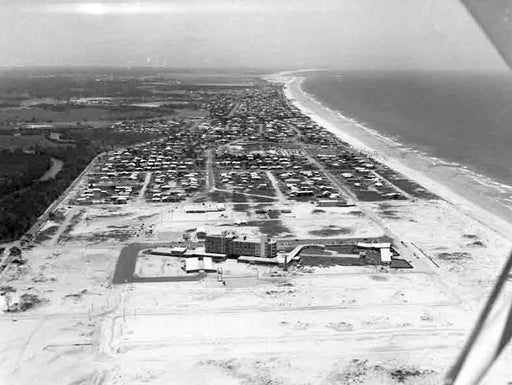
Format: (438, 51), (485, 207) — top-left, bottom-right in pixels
(275, 73), (512, 243)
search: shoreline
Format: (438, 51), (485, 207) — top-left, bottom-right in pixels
(272, 73), (512, 242)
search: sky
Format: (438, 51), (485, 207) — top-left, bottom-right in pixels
(0, 0), (508, 70)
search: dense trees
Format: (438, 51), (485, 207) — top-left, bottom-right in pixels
(0, 151), (51, 196)
(0, 141), (99, 242)
(0, 128), (165, 242)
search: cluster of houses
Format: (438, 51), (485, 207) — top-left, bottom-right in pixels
(230, 87), (293, 122)
(274, 170), (343, 201)
(215, 146), (315, 171)
(111, 119), (182, 134)
(315, 153), (404, 201)
(75, 127), (208, 204)
(208, 87), (249, 119)
(273, 103), (430, 201)
(146, 171), (204, 203)
(76, 183), (139, 205)
(217, 171), (272, 195)
(70, 97), (113, 106)
(206, 119), (296, 144)
(206, 86), (298, 143)
(101, 140), (204, 174)
(285, 116), (339, 146)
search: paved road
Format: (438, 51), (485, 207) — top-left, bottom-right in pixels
(266, 170), (287, 203)
(205, 149), (215, 191)
(295, 141), (419, 263)
(138, 172), (152, 202)
(369, 170), (413, 200)
(49, 207), (80, 247)
(111, 243), (206, 284)
(226, 102), (240, 118)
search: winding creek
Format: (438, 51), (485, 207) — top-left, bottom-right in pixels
(39, 157), (64, 182)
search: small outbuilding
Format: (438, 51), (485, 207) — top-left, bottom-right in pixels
(185, 257), (200, 273)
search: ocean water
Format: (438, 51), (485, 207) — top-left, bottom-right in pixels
(303, 71), (512, 186)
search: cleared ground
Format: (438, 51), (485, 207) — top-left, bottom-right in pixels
(101, 271), (467, 384)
